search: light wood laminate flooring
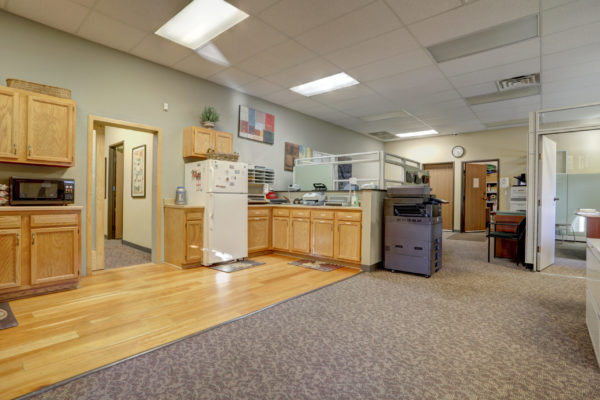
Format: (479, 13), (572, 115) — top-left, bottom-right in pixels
(0, 254), (359, 399)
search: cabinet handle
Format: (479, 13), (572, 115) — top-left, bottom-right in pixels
(32, 232), (35, 245)
(13, 143), (17, 155)
(28, 145), (32, 156)
(16, 233), (20, 246)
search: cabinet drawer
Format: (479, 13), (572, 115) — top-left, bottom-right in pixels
(31, 213), (78, 227)
(273, 208), (290, 217)
(291, 209), (310, 218)
(186, 211), (204, 221)
(336, 211), (361, 222)
(249, 208), (269, 217)
(0, 215), (21, 229)
(311, 210), (334, 220)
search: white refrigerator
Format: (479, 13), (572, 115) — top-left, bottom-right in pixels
(184, 160), (248, 265)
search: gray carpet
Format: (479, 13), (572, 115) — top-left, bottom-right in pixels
(29, 235), (600, 399)
(104, 239), (151, 269)
(447, 232), (487, 242)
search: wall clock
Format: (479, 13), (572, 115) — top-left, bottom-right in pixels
(452, 145), (465, 158)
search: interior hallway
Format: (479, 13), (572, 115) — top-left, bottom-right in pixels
(104, 239), (151, 269)
(25, 235), (600, 399)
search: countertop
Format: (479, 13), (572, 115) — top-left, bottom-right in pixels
(164, 203), (205, 209)
(248, 204), (361, 211)
(589, 238), (600, 254)
(0, 205), (83, 211)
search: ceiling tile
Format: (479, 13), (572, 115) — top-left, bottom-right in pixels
(261, 90), (306, 105)
(542, 0), (600, 36)
(542, 42), (600, 71)
(541, 0), (578, 10)
(542, 84), (600, 109)
(70, 0), (98, 7)
(172, 53), (227, 79)
(366, 65), (449, 94)
(542, 20), (600, 55)
(385, 88), (462, 108)
(347, 48), (434, 82)
(447, 57), (540, 88)
(212, 17), (287, 65)
(311, 84), (377, 105)
(235, 40), (316, 78)
(329, 94), (402, 118)
(209, 67), (258, 90)
(307, 107), (354, 123)
(323, 28), (420, 70)
(286, 98), (325, 114)
(6, 0), (90, 33)
(386, 0), (462, 25)
(438, 38), (540, 77)
(77, 11), (147, 52)
(296, 1), (403, 55)
(264, 57), (340, 88)
(408, 0), (539, 47)
(130, 34), (193, 67)
(456, 81), (498, 98)
(353, 117), (429, 135)
(237, 79), (282, 97)
(543, 58), (600, 84)
(94, 0), (190, 33)
(226, 0), (280, 15)
(257, 0), (373, 37)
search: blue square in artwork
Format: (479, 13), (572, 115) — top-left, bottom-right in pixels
(248, 108), (256, 131)
(263, 130), (274, 144)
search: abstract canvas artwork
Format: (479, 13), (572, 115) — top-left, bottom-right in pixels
(131, 144), (146, 198)
(284, 141), (313, 171)
(239, 105), (275, 144)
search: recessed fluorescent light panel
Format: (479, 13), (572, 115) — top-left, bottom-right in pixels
(395, 129), (438, 138)
(156, 0), (249, 50)
(361, 110), (409, 122)
(290, 73), (359, 97)
(465, 85), (540, 106)
(427, 14), (538, 63)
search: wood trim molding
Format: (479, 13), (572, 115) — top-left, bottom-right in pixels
(86, 116), (162, 275)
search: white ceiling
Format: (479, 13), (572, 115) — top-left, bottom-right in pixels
(2, 0), (599, 141)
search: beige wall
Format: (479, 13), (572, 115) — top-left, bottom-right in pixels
(103, 127), (154, 249)
(385, 126), (528, 230)
(0, 11), (382, 271)
(551, 130), (600, 174)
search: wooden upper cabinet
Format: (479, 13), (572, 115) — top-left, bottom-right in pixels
(183, 126), (233, 158)
(0, 86), (75, 167)
(0, 87), (19, 160)
(0, 228), (21, 289)
(27, 94), (75, 164)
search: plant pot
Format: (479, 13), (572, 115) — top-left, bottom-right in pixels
(202, 121), (215, 128)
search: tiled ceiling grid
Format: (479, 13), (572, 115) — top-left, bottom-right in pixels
(1, 0), (599, 141)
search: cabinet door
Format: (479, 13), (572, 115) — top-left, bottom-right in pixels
(0, 229), (21, 289)
(193, 128), (214, 154)
(248, 216), (269, 252)
(30, 226), (79, 285)
(335, 221), (361, 262)
(27, 95), (75, 164)
(312, 219), (334, 258)
(0, 87), (19, 159)
(214, 131), (232, 154)
(290, 218), (310, 254)
(272, 217), (289, 251)
(186, 219), (203, 262)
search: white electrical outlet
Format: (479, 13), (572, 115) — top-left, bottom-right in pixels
(163, 102), (168, 111)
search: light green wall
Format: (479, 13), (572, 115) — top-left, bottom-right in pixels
(0, 11), (382, 271)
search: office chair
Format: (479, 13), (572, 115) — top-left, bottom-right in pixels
(487, 218), (526, 265)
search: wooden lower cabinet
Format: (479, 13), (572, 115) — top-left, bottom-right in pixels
(164, 206), (204, 268)
(272, 217), (290, 251)
(290, 218), (310, 254)
(0, 208), (81, 302)
(248, 216), (270, 252)
(311, 219), (334, 258)
(335, 221), (361, 262)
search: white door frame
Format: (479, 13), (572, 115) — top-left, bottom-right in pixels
(526, 102), (600, 271)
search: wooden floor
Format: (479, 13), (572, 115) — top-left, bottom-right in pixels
(0, 254), (359, 399)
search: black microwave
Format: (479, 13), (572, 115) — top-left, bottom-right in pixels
(9, 177), (74, 205)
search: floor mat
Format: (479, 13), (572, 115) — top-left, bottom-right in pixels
(447, 233), (487, 242)
(289, 259), (345, 272)
(210, 259), (266, 273)
(0, 302), (18, 330)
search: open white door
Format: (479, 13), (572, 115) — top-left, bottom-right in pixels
(537, 136), (557, 271)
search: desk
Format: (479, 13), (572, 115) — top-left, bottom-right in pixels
(494, 212), (525, 259)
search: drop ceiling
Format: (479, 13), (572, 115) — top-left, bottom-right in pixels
(2, 0), (599, 141)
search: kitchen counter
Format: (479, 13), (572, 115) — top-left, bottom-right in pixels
(164, 203), (205, 209)
(0, 205), (83, 211)
(249, 204), (361, 211)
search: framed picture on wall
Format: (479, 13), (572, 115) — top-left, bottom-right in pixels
(239, 105), (275, 145)
(131, 144), (146, 198)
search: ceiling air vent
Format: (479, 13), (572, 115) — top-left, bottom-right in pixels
(368, 131), (397, 141)
(496, 73), (540, 91)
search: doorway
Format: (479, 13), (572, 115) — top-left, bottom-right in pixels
(107, 142), (124, 240)
(86, 116), (162, 275)
(461, 159), (499, 232)
(423, 162), (454, 231)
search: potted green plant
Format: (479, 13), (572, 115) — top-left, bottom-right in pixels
(201, 105), (219, 128)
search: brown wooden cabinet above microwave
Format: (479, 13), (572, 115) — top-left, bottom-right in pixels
(0, 86), (76, 167)
(182, 126), (233, 159)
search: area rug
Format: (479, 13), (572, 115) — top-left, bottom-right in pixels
(289, 259), (344, 272)
(0, 302), (18, 330)
(447, 233), (487, 242)
(210, 259), (265, 273)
